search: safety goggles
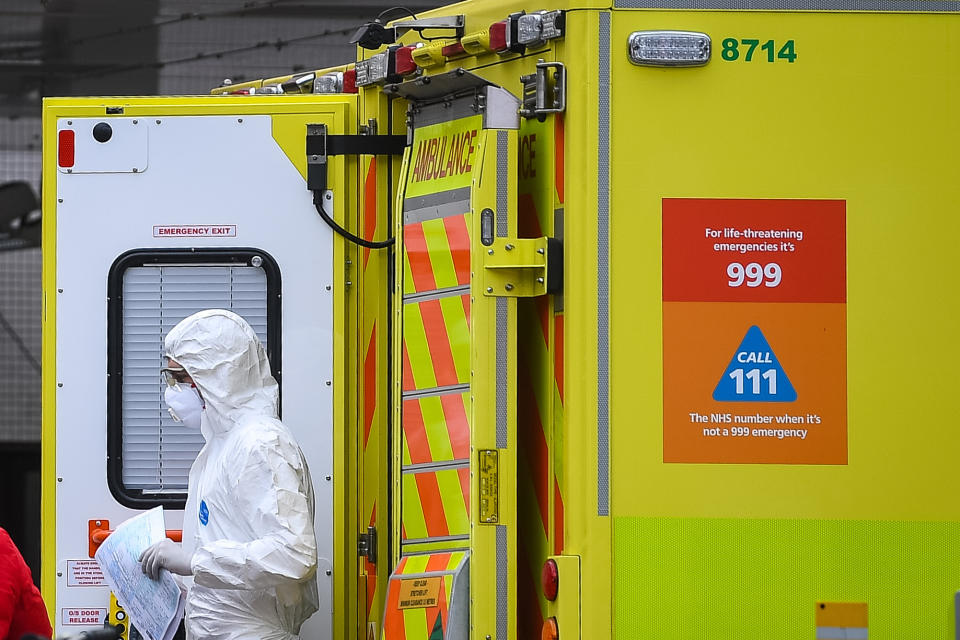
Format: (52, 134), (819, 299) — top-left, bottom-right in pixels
(161, 367), (192, 387)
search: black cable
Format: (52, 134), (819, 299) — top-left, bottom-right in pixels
(375, 6), (418, 22)
(312, 190), (393, 250)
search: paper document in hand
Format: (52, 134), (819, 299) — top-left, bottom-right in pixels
(94, 506), (185, 640)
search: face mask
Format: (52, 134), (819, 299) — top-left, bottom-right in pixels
(164, 384), (204, 429)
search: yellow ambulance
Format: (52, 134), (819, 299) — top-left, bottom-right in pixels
(43, 0), (960, 638)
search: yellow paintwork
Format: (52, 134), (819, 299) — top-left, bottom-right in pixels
(41, 95), (359, 640)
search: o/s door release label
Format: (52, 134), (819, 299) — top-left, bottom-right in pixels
(662, 198), (846, 464)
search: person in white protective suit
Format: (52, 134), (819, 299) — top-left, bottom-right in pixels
(139, 309), (319, 640)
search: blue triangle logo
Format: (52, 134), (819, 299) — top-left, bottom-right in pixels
(713, 326), (797, 402)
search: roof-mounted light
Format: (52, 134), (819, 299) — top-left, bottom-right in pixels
(355, 52), (390, 86)
(627, 30), (711, 67)
(314, 71), (344, 94)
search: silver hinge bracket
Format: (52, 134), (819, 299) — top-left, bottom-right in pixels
(520, 59), (566, 120)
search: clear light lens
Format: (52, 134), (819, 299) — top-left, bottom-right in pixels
(628, 30), (711, 67)
(355, 53), (389, 86)
(517, 13), (543, 45)
(313, 72), (343, 93)
(540, 10), (564, 40)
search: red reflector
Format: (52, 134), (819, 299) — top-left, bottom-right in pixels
(442, 42), (467, 58)
(343, 69), (358, 94)
(228, 88), (251, 95)
(395, 46), (418, 75)
(58, 129), (75, 168)
(541, 617), (559, 640)
(489, 20), (509, 52)
(541, 558), (559, 601)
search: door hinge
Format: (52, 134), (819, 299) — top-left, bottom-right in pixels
(482, 235), (562, 297)
(358, 525), (377, 564)
(520, 59), (566, 120)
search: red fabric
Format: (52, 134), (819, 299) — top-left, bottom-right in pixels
(0, 528), (51, 640)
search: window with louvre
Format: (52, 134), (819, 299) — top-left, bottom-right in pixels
(107, 250), (280, 507)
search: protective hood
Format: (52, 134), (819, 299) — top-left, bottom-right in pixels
(164, 309), (278, 439)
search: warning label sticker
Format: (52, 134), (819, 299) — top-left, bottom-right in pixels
(662, 198), (846, 464)
(66, 560), (106, 587)
(62, 608), (107, 626)
(397, 576), (442, 609)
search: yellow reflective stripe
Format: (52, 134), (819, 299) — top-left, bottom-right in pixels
(449, 551), (465, 571)
(421, 217), (458, 290)
(420, 395), (455, 462)
(403, 303), (438, 389)
(402, 606), (428, 640)
(444, 575), (453, 613)
(438, 295), (470, 384)
(436, 468), (469, 536)
(402, 249), (416, 296)
(402, 554), (431, 574)
(401, 473), (429, 541)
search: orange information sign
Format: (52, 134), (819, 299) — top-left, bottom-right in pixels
(397, 576), (442, 609)
(662, 199), (846, 464)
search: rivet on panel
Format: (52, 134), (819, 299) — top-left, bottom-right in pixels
(505, 283), (514, 291)
(156, 120), (161, 124)
(486, 287), (493, 293)
(132, 119), (138, 124)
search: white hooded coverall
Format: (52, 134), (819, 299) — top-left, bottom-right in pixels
(164, 309), (319, 640)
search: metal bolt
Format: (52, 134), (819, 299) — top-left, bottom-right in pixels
(238, 118), (243, 123)
(537, 277), (544, 284)
(96, 520), (101, 526)
(156, 120), (161, 124)
(537, 248), (545, 255)
(486, 287), (493, 293)
(58, 198), (63, 203)
(57, 572), (63, 577)
(505, 283), (514, 291)
(67, 169), (72, 173)
(132, 168), (138, 173)
(57, 382), (63, 387)
(67, 121), (72, 125)
(311, 155), (318, 161)
(325, 380), (331, 386)
(505, 243), (514, 251)
(251, 255), (263, 267)
(325, 475), (332, 481)
(325, 285), (332, 291)
(325, 193), (332, 201)
(132, 119), (138, 124)
(325, 569), (332, 576)
(58, 289), (63, 293)
(487, 249), (494, 255)
(57, 477), (63, 482)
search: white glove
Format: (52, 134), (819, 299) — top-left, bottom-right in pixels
(139, 539), (194, 580)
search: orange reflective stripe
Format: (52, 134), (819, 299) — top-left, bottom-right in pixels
(404, 222), (438, 293)
(363, 160), (377, 268)
(415, 472), (450, 537)
(425, 553), (451, 572)
(441, 213), (471, 286)
(418, 299), (460, 387)
(384, 578), (407, 640)
(461, 294), (471, 330)
(439, 393), (469, 459)
(402, 397), (433, 464)
(364, 326), (376, 448)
